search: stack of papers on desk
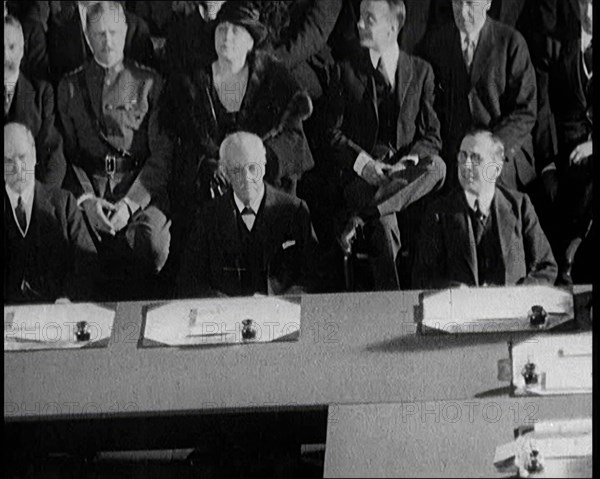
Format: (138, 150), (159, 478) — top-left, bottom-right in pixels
(494, 418), (592, 478)
(4, 304), (115, 351)
(142, 296), (301, 347)
(511, 332), (592, 396)
(420, 286), (574, 334)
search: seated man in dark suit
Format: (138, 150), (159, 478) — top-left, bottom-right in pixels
(4, 123), (98, 304)
(4, 15), (66, 189)
(6, 1), (50, 80)
(412, 130), (557, 289)
(544, 0), (593, 284)
(419, 0), (537, 193)
(324, 0), (446, 290)
(177, 132), (319, 298)
(47, 1), (154, 83)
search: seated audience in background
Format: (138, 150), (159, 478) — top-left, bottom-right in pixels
(165, 1), (226, 74)
(4, 123), (97, 304)
(412, 130), (557, 289)
(160, 2), (314, 282)
(125, 1), (175, 38)
(322, 0), (446, 291)
(4, 15), (66, 189)
(420, 0), (537, 193)
(6, 1), (50, 81)
(544, 0), (593, 284)
(48, 1), (154, 84)
(57, 1), (172, 300)
(257, 0), (343, 101)
(177, 132), (319, 298)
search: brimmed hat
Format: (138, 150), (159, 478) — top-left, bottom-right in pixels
(214, 2), (267, 45)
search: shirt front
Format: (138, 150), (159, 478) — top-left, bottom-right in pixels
(463, 188), (494, 218)
(233, 185), (265, 231)
(368, 42), (400, 90)
(581, 28), (593, 79)
(5, 182), (35, 237)
(459, 23), (484, 66)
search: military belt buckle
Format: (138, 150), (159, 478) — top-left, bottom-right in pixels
(105, 154), (117, 179)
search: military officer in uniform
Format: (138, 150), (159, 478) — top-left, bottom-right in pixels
(57, 1), (172, 300)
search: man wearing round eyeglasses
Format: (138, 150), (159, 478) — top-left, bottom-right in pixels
(177, 132), (319, 298)
(412, 130), (557, 289)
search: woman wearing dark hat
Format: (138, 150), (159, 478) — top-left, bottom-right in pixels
(159, 1), (315, 286)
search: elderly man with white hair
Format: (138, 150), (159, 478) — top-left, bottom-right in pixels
(177, 132), (319, 298)
(4, 122), (97, 304)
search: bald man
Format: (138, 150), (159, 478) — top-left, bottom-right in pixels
(4, 123), (98, 304)
(177, 132), (319, 298)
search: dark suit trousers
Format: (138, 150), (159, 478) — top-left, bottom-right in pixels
(343, 154), (446, 290)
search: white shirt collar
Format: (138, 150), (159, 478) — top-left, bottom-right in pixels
(463, 188), (495, 217)
(5, 181), (35, 236)
(233, 185), (265, 216)
(4, 71), (19, 88)
(581, 29), (593, 78)
(77, 2), (88, 29)
(581, 29), (592, 52)
(459, 21), (485, 52)
(369, 42), (400, 89)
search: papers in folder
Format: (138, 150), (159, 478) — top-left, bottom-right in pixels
(511, 332), (592, 396)
(4, 303), (115, 351)
(420, 286), (574, 334)
(142, 296), (301, 347)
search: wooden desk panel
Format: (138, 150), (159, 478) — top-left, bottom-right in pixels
(4, 288), (591, 421)
(324, 396), (593, 478)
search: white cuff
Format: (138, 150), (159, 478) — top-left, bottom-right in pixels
(541, 162), (557, 175)
(353, 151), (372, 176)
(77, 193), (96, 209)
(122, 197), (140, 215)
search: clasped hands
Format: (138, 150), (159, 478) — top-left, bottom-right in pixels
(82, 196), (131, 236)
(360, 154), (417, 187)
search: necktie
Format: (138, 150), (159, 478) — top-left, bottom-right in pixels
(241, 206), (256, 231)
(375, 57), (391, 91)
(463, 35), (475, 71)
(584, 41), (593, 76)
(471, 199), (486, 245)
(4, 86), (13, 115)
(15, 196), (27, 233)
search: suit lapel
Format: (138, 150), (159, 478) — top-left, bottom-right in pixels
(395, 50), (413, 112)
(9, 77), (30, 121)
(219, 193), (243, 265)
(564, 43), (588, 109)
(470, 20), (495, 88)
(252, 186), (276, 270)
(448, 191), (478, 284)
(353, 49), (379, 124)
(493, 189), (515, 283)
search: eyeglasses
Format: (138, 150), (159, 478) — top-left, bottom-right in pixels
(457, 150), (485, 166)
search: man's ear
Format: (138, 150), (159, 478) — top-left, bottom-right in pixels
(490, 159), (504, 183)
